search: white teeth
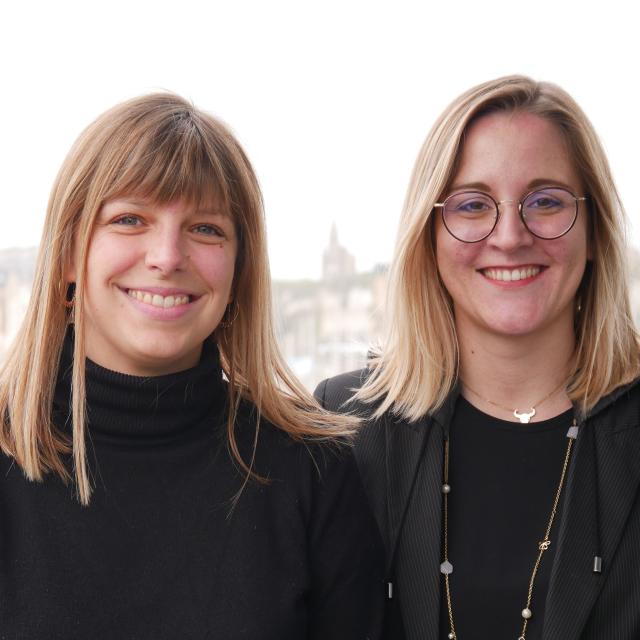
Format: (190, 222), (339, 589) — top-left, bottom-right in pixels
(127, 289), (190, 308)
(483, 266), (541, 282)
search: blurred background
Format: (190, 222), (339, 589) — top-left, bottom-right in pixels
(2, 0), (639, 388)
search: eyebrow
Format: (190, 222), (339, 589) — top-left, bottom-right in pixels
(190, 207), (228, 217)
(104, 199), (227, 217)
(448, 178), (575, 193)
(105, 198), (147, 209)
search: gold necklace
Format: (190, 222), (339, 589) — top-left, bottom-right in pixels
(462, 379), (567, 423)
(440, 418), (578, 640)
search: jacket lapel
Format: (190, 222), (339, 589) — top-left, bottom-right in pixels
(543, 416), (640, 640)
(385, 412), (433, 565)
(386, 394), (457, 640)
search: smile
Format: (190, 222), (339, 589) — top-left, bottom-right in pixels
(126, 289), (191, 308)
(481, 266), (542, 282)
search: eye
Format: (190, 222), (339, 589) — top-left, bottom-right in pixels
(111, 214), (142, 226)
(446, 193), (495, 216)
(523, 188), (571, 214)
(528, 196), (562, 209)
(458, 199), (491, 213)
(191, 224), (224, 238)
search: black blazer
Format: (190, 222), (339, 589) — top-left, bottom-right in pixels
(316, 371), (640, 640)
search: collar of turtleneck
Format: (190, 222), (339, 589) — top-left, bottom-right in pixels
(53, 329), (228, 441)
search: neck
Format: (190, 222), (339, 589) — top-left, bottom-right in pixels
(458, 323), (575, 422)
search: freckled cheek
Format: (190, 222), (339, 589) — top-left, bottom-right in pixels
(547, 237), (588, 272)
(86, 236), (141, 280)
(436, 238), (482, 275)
(191, 247), (236, 290)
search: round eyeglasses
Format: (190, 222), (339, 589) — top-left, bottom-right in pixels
(434, 186), (588, 243)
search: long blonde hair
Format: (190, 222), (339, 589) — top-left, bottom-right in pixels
(0, 93), (356, 504)
(359, 75), (640, 421)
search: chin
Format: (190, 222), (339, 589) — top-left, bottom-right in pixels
(488, 322), (543, 338)
(132, 341), (202, 375)
(476, 309), (546, 338)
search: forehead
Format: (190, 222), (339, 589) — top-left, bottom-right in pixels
(452, 111), (581, 192)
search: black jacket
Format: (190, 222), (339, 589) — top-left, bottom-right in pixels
(316, 371), (640, 640)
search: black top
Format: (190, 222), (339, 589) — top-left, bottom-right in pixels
(439, 396), (574, 640)
(0, 336), (384, 639)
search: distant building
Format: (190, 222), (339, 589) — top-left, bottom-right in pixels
(274, 226), (387, 389)
(322, 223), (356, 282)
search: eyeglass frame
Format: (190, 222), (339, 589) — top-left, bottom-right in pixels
(433, 186), (588, 243)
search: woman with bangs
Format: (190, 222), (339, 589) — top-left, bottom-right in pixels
(0, 94), (384, 639)
(317, 76), (640, 639)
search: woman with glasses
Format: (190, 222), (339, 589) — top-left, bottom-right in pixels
(316, 76), (640, 640)
(0, 93), (384, 639)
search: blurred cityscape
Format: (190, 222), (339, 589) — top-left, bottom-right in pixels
(0, 227), (387, 389)
(0, 247), (37, 362)
(3, 231), (640, 391)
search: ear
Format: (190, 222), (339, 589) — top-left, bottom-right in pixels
(64, 257), (76, 284)
(585, 215), (594, 261)
(227, 276), (237, 305)
(63, 234), (79, 283)
(586, 237), (594, 262)
(584, 197), (594, 261)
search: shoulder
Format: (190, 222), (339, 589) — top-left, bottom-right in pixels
(588, 377), (640, 432)
(313, 369), (389, 460)
(314, 372), (393, 536)
(232, 398), (362, 489)
(313, 369), (388, 480)
(313, 368), (370, 413)
(244, 409), (381, 549)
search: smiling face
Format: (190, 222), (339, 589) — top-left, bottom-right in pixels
(70, 198), (237, 376)
(435, 110), (589, 344)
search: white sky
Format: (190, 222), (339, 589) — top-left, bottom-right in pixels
(2, 0), (638, 280)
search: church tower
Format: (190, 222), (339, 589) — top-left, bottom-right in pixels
(322, 223), (355, 282)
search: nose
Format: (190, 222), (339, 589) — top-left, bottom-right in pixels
(144, 226), (189, 274)
(486, 200), (534, 251)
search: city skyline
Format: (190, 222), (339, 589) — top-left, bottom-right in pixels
(0, 228), (384, 389)
(5, 230), (640, 391)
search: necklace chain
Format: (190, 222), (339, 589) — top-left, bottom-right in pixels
(462, 379), (567, 423)
(441, 418), (577, 640)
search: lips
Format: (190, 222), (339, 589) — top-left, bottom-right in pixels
(126, 288), (192, 308)
(481, 266), (542, 282)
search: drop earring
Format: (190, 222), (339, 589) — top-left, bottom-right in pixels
(63, 283), (76, 309)
(219, 302), (239, 329)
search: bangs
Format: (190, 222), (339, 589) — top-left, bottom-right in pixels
(101, 108), (232, 214)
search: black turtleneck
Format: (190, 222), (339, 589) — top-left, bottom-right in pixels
(0, 335), (384, 639)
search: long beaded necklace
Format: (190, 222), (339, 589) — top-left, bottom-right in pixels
(440, 417), (579, 640)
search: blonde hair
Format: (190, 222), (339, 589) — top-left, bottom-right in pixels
(359, 75), (640, 421)
(0, 93), (356, 504)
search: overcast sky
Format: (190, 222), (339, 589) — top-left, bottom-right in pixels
(2, 0), (638, 279)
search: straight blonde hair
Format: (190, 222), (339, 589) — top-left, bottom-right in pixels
(359, 75), (640, 421)
(0, 93), (356, 504)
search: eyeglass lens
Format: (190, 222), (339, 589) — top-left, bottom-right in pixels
(442, 187), (578, 242)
